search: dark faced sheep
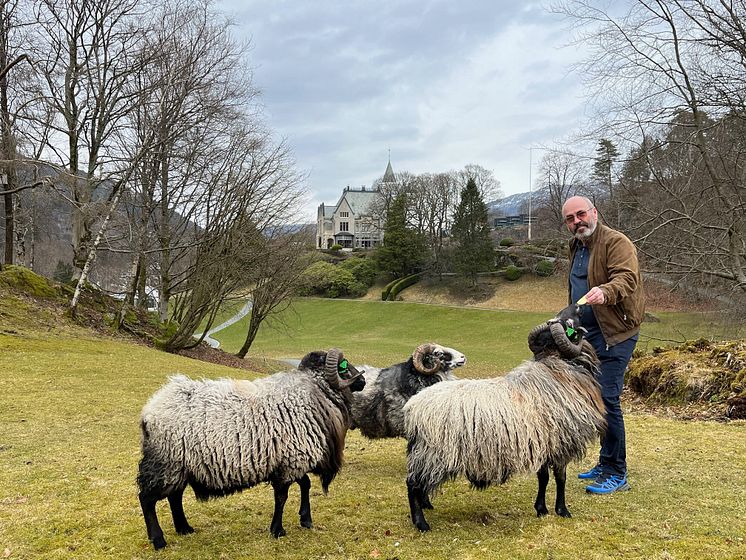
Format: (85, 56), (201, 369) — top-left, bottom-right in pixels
(403, 305), (607, 532)
(350, 343), (466, 439)
(137, 349), (365, 549)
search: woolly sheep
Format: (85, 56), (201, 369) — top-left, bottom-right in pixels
(351, 343), (466, 439)
(137, 349), (365, 549)
(404, 305), (607, 531)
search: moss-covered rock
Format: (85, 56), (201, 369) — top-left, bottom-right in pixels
(627, 339), (746, 417)
(0, 265), (60, 298)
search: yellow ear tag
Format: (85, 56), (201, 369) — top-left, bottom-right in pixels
(577, 295), (588, 305)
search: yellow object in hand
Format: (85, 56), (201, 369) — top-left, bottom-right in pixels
(577, 295), (588, 305)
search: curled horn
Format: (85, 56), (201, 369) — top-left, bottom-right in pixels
(413, 343), (441, 375)
(324, 348), (364, 390)
(549, 321), (583, 358)
(527, 322), (551, 355)
(325, 348), (342, 389)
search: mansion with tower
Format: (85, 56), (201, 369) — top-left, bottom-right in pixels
(315, 160), (395, 250)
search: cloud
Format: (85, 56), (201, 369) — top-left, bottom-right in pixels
(219, 0), (588, 220)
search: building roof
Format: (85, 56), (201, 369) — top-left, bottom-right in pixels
(338, 189), (380, 216)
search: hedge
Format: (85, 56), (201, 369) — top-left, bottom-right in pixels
(387, 273), (422, 300)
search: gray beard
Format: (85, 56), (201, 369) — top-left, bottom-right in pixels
(574, 221), (597, 240)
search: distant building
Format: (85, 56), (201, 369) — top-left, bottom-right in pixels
(492, 214), (536, 229)
(316, 160), (396, 250)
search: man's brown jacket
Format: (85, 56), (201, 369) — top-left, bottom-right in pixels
(568, 223), (645, 347)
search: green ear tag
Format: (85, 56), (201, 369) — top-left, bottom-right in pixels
(566, 326), (576, 338)
(338, 359), (349, 373)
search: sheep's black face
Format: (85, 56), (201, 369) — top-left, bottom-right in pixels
(348, 374), (366, 392)
(299, 351), (328, 371)
(554, 304), (586, 344)
(337, 358), (366, 392)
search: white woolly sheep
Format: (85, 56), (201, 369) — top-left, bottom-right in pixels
(137, 349), (365, 549)
(350, 343), (466, 439)
(403, 305), (607, 531)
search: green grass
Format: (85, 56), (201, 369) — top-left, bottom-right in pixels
(212, 299), (745, 378)
(1, 297), (746, 559)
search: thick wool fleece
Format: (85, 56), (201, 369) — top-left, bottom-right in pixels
(404, 343), (606, 496)
(351, 358), (456, 439)
(138, 371), (349, 499)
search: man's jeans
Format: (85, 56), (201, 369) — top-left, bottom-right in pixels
(586, 330), (638, 477)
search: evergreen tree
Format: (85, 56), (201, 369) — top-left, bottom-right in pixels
(452, 178), (494, 286)
(375, 192), (427, 277)
(593, 138), (620, 195)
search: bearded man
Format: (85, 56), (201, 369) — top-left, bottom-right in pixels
(562, 195), (645, 494)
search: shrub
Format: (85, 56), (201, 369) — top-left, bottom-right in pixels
(382, 278), (398, 301)
(504, 265), (522, 281)
(297, 261), (366, 298)
(330, 243), (343, 251)
(388, 273), (421, 300)
(499, 237), (514, 247)
(339, 257), (378, 288)
(535, 259), (555, 277)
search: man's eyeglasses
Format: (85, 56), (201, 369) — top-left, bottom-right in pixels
(564, 207), (594, 224)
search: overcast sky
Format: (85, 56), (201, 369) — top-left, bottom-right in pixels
(218, 0), (589, 220)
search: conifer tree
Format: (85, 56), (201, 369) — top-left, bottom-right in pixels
(452, 178), (494, 286)
(375, 192), (427, 277)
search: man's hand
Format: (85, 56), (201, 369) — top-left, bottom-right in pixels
(583, 286), (606, 305)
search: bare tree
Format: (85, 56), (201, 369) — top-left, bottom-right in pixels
(29, 0), (146, 273)
(559, 0), (746, 298)
(534, 148), (590, 236)
(457, 163), (503, 204)
(0, 0), (33, 268)
(106, 0), (257, 324)
(235, 229), (314, 358)
(161, 122), (306, 351)
(416, 172), (459, 275)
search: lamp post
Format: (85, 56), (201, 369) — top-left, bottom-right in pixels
(528, 148), (533, 242)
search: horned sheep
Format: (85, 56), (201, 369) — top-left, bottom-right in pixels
(350, 342), (466, 439)
(404, 305), (607, 531)
(137, 349), (365, 549)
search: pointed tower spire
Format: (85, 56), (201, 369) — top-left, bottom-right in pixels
(383, 155), (396, 184)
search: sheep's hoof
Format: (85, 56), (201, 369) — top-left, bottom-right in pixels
(270, 527), (286, 538)
(556, 507), (572, 518)
(175, 523), (194, 535)
(300, 519), (313, 529)
(535, 504), (549, 517)
(152, 535), (167, 550)
(414, 519), (431, 532)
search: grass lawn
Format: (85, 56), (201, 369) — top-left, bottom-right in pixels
(212, 298), (745, 378)
(1, 293), (745, 559)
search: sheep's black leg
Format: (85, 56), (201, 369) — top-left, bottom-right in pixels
(139, 492), (167, 550)
(297, 474), (313, 528)
(553, 464), (571, 518)
(421, 493), (434, 510)
(270, 480), (291, 538)
(168, 488), (194, 535)
(534, 463), (550, 517)
(407, 479), (431, 532)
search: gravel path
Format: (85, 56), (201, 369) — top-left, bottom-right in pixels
(201, 300), (253, 349)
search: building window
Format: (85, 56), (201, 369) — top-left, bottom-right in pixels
(340, 221), (349, 232)
(340, 211), (349, 217)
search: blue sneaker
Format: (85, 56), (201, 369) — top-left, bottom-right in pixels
(577, 465), (604, 480)
(585, 474), (630, 494)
